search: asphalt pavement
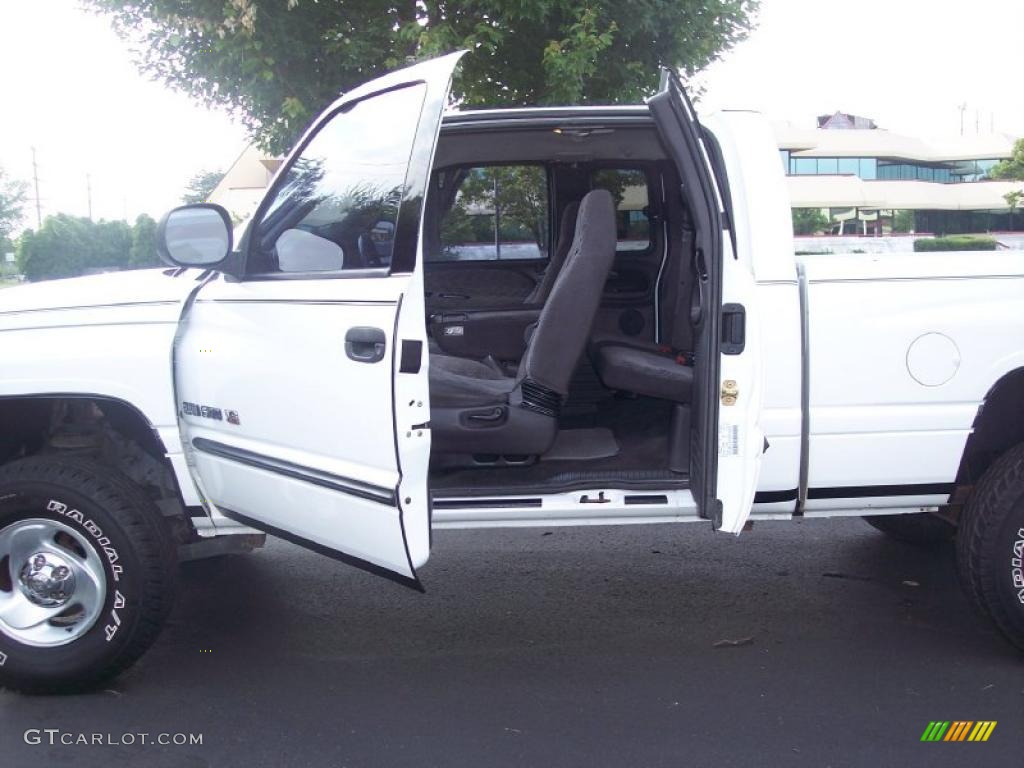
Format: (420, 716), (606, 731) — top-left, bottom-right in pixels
(1, 516), (1021, 767)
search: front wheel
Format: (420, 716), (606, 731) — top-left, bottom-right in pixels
(0, 457), (177, 693)
(957, 443), (1024, 652)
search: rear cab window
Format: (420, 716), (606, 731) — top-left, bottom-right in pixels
(589, 168), (653, 254)
(430, 165), (550, 262)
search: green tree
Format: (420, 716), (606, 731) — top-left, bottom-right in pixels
(892, 209), (915, 233)
(182, 169), (224, 204)
(791, 208), (829, 236)
(1004, 190), (1024, 231)
(129, 213), (160, 267)
(439, 166), (549, 258)
(17, 215), (132, 281)
(990, 138), (1024, 181)
(85, 0), (760, 154)
(0, 165), (27, 247)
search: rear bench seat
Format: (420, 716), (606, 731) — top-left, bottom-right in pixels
(590, 338), (694, 474)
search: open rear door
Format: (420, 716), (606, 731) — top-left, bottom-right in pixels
(648, 70), (763, 532)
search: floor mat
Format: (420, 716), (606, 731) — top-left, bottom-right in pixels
(541, 428), (619, 462)
(431, 397), (676, 492)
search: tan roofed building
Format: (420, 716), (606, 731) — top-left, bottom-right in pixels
(776, 116), (1022, 236)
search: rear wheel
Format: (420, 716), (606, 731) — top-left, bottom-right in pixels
(863, 512), (956, 546)
(956, 443), (1024, 652)
(0, 457), (177, 692)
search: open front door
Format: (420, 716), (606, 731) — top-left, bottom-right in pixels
(648, 70), (763, 533)
(174, 53), (464, 589)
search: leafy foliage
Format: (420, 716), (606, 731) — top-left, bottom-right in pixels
(0, 165), (28, 245)
(183, 169), (224, 204)
(990, 139), (1024, 181)
(892, 209), (916, 233)
(437, 165), (548, 259)
(1003, 190), (1024, 231)
(16, 215), (160, 281)
(913, 235), (997, 252)
(791, 208), (829, 236)
(84, 0), (759, 154)
(129, 213), (160, 267)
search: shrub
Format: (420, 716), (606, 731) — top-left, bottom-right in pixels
(913, 235), (998, 252)
(791, 208), (830, 235)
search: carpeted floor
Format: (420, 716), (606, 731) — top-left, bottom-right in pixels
(430, 395), (686, 494)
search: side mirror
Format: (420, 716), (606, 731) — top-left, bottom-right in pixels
(157, 203), (234, 269)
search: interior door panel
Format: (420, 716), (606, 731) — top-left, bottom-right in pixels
(604, 263), (652, 300)
(429, 307), (541, 359)
(425, 263), (541, 311)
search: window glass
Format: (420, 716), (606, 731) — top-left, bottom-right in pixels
(432, 165), (549, 262)
(817, 158), (839, 175)
(860, 158), (877, 180)
(590, 168), (651, 252)
(792, 157), (817, 175)
(838, 158), (859, 175)
(249, 83), (426, 273)
(779, 150), (791, 174)
(976, 159), (999, 180)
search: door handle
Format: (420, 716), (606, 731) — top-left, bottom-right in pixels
(721, 303), (746, 355)
(345, 327), (387, 363)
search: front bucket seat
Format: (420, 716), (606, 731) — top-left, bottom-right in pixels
(429, 190), (617, 455)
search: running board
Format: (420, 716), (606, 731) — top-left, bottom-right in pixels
(431, 488), (699, 529)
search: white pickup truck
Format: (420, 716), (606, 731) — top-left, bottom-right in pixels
(1, 53), (1022, 692)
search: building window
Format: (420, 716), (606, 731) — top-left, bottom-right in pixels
(838, 158), (859, 175)
(817, 158), (839, 175)
(792, 157), (817, 175)
(783, 154), (1004, 183)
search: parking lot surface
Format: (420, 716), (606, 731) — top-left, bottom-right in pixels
(2, 517), (1021, 767)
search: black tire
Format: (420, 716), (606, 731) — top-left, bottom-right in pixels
(863, 512), (956, 546)
(956, 443), (1024, 652)
(0, 456), (177, 693)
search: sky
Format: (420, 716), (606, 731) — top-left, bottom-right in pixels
(0, 0), (1021, 228)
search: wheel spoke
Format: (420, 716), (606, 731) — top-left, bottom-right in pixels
(0, 523), (49, 582)
(56, 532), (105, 579)
(68, 561), (103, 614)
(0, 592), (66, 630)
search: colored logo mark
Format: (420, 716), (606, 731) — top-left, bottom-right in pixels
(921, 721), (996, 742)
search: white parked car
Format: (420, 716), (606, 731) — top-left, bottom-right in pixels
(1, 53), (1022, 692)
